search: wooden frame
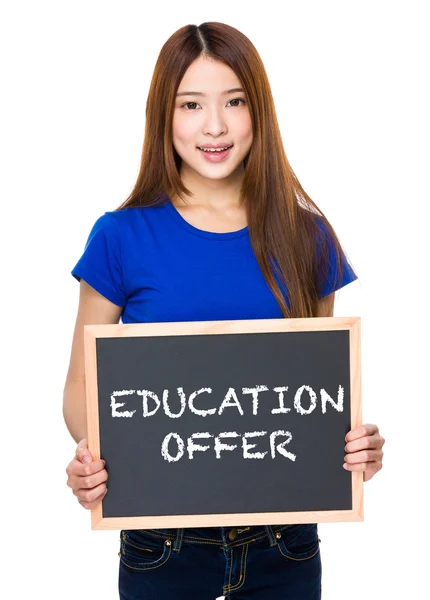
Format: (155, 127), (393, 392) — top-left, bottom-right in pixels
(84, 316), (363, 530)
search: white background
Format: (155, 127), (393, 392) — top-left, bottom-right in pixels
(2, 1), (429, 598)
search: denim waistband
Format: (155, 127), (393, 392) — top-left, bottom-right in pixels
(131, 524), (297, 552)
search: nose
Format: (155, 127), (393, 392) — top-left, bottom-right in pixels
(202, 106), (227, 138)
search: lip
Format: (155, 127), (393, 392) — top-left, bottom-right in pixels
(198, 145), (233, 162)
(197, 143), (233, 149)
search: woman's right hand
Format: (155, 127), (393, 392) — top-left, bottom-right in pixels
(66, 438), (108, 510)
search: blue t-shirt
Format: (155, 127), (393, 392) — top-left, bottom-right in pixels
(71, 200), (357, 324)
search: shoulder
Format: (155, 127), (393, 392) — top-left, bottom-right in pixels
(297, 207), (328, 254)
(303, 209), (338, 257)
(101, 203), (170, 228)
(88, 204), (175, 254)
(99, 206), (140, 226)
(88, 205), (164, 239)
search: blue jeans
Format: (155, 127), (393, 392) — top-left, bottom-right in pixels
(118, 523), (321, 599)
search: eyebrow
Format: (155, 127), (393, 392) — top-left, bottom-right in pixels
(176, 87), (244, 97)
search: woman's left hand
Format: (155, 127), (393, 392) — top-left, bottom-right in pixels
(343, 423), (385, 482)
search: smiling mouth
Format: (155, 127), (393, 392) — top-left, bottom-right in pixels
(197, 145), (233, 153)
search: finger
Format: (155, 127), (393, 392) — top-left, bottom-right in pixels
(345, 434), (385, 453)
(344, 449), (382, 465)
(78, 488), (108, 510)
(75, 438), (92, 464)
(74, 482), (108, 505)
(66, 461), (107, 492)
(73, 467), (109, 491)
(343, 460), (382, 473)
(345, 424), (379, 443)
(66, 458), (106, 479)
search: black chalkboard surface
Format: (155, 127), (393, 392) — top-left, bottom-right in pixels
(84, 317), (362, 530)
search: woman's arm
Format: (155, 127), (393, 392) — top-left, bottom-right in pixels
(315, 292), (385, 481)
(63, 279), (123, 508)
(63, 279), (123, 442)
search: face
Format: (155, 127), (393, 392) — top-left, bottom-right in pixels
(172, 56), (253, 182)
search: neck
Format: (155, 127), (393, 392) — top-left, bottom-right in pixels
(173, 162), (245, 210)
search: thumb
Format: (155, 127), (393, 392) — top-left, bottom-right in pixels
(76, 438), (92, 464)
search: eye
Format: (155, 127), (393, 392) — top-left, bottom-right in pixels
(181, 98), (246, 110)
(228, 98), (246, 107)
(182, 102), (200, 110)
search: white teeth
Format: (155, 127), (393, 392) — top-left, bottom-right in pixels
(199, 146), (231, 153)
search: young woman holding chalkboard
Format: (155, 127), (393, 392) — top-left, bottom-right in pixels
(63, 22), (385, 600)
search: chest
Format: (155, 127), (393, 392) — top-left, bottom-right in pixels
(121, 235), (285, 324)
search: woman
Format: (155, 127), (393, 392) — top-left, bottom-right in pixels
(64, 21), (385, 599)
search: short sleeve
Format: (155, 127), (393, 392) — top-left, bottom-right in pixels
(315, 217), (358, 299)
(71, 212), (127, 307)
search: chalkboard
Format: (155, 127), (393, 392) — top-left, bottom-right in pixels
(84, 317), (362, 530)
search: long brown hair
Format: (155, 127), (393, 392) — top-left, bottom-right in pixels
(116, 22), (356, 318)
